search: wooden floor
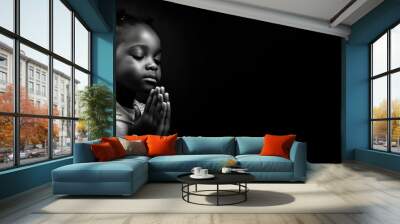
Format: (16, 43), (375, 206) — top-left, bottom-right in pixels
(1, 162), (400, 224)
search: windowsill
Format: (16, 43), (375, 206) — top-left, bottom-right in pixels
(355, 148), (400, 172)
(358, 148), (400, 157)
(0, 156), (72, 176)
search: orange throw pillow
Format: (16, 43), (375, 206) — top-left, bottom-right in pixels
(146, 134), (178, 157)
(125, 135), (148, 142)
(91, 142), (117, 161)
(259, 134), (296, 159)
(101, 137), (126, 158)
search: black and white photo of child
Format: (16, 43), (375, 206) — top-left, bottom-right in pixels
(116, 11), (171, 136)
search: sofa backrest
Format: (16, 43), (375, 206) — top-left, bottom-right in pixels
(235, 137), (263, 155)
(73, 139), (100, 163)
(74, 136), (269, 161)
(177, 136), (236, 155)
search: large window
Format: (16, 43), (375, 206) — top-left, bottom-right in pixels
(371, 22), (400, 153)
(0, 0), (91, 170)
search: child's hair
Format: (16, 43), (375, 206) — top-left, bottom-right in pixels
(117, 10), (154, 26)
(116, 10), (156, 44)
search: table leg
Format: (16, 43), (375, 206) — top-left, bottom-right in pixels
(187, 184), (190, 202)
(195, 184), (198, 192)
(217, 184), (219, 206)
(245, 183), (247, 201)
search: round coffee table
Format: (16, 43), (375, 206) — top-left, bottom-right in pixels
(177, 173), (255, 206)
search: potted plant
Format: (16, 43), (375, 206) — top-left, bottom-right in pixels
(79, 84), (113, 140)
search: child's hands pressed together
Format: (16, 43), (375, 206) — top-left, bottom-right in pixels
(132, 86), (170, 135)
(156, 87), (171, 136)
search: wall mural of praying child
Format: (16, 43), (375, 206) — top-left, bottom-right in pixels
(116, 11), (171, 136)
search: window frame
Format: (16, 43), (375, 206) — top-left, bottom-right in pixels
(370, 20), (400, 154)
(0, 0), (92, 171)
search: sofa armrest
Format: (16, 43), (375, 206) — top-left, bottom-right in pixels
(289, 141), (307, 181)
(73, 140), (100, 163)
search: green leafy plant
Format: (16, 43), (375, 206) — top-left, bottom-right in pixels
(79, 84), (113, 140)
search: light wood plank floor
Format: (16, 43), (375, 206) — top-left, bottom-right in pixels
(1, 162), (400, 224)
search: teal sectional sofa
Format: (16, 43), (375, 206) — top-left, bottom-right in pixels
(52, 136), (307, 196)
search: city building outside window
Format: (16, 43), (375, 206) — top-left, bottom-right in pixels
(0, 71), (6, 85)
(41, 73), (46, 83)
(35, 70), (40, 81)
(0, 54), (7, 88)
(28, 81), (34, 94)
(28, 67), (34, 80)
(54, 89), (58, 101)
(36, 83), (40, 95)
(0, 55), (7, 67)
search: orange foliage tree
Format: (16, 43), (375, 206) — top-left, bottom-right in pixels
(372, 99), (400, 143)
(0, 85), (14, 151)
(0, 84), (59, 152)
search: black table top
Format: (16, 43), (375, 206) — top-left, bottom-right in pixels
(177, 172), (255, 185)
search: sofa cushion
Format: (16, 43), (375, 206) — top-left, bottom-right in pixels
(179, 137), (235, 155)
(149, 154), (235, 172)
(236, 155), (293, 172)
(53, 159), (147, 183)
(101, 137), (127, 158)
(53, 163), (132, 183)
(235, 137), (263, 155)
(53, 155), (149, 195)
(147, 134), (177, 157)
(91, 142), (118, 161)
(260, 134), (296, 159)
(115, 155), (150, 163)
(118, 139), (147, 156)
(125, 135), (148, 142)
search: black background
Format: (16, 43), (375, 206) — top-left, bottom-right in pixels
(117, 0), (342, 163)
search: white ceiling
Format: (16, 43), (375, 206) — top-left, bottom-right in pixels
(225, 0), (352, 22)
(164, 0), (384, 38)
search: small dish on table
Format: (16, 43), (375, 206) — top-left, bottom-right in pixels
(190, 174), (215, 179)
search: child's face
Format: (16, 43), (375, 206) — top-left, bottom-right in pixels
(116, 23), (161, 94)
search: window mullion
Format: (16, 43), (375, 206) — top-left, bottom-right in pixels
(87, 25), (90, 77)
(388, 30), (391, 152)
(370, 45), (373, 149)
(13, 0), (20, 167)
(71, 10), (76, 155)
(48, 0), (54, 160)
